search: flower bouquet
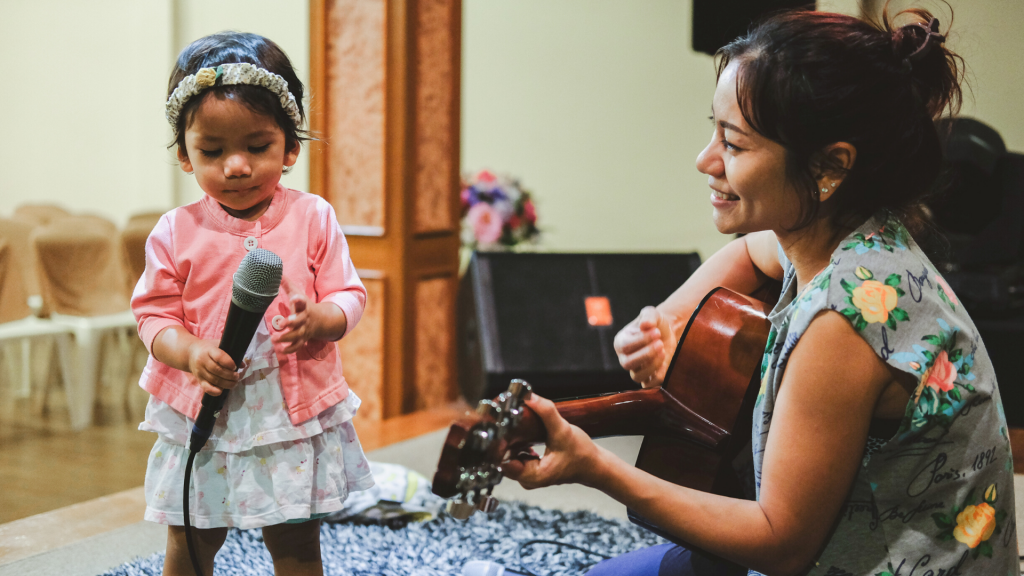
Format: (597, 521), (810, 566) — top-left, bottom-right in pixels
(460, 170), (539, 250)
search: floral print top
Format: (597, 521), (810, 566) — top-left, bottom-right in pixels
(750, 212), (1018, 576)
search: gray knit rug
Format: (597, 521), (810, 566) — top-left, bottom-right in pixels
(100, 502), (665, 576)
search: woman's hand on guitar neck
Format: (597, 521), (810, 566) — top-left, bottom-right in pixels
(614, 306), (676, 387)
(502, 394), (606, 490)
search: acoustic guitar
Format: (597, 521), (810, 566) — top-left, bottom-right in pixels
(431, 287), (772, 546)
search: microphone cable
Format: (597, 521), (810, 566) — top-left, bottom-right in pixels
(184, 449), (203, 576)
(516, 539), (612, 576)
(180, 248), (282, 576)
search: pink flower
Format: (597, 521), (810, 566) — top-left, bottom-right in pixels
(467, 202), (503, 244)
(475, 170), (497, 183)
(924, 350), (956, 393)
(934, 274), (959, 305)
(522, 199), (537, 225)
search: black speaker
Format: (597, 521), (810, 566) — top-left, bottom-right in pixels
(459, 252), (702, 402)
(692, 0), (814, 56)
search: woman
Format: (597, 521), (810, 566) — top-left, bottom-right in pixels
(503, 8), (1018, 576)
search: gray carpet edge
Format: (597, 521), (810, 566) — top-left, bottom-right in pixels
(99, 501), (666, 576)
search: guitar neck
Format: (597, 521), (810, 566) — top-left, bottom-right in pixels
(506, 386), (728, 453)
(501, 388), (666, 450)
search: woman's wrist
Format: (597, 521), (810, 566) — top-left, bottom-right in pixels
(576, 442), (617, 490)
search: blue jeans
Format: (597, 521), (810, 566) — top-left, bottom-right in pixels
(585, 544), (746, 576)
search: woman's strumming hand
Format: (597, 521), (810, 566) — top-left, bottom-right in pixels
(614, 306), (676, 387)
(187, 339), (239, 396)
(503, 394), (605, 490)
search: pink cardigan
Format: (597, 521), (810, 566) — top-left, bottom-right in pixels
(131, 186), (366, 425)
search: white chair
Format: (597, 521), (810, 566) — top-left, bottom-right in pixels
(33, 215), (139, 429)
(0, 220), (76, 427)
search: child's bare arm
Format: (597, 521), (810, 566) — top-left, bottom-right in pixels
(152, 325), (240, 396)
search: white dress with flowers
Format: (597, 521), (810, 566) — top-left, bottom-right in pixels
(748, 212), (1017, 575)
(140, 319), (374, 529)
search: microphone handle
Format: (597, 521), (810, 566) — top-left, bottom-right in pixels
(189, 301), (266, 452)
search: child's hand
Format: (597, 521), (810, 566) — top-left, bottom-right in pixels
(273, 277), (321, 355)
(187, 339), (239, 396)
(272, 278), (349, 354)
(274, 293), (317, 354)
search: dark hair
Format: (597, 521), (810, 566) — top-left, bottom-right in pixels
(716, 5), (964, 233)
(167, 32), (308, 154)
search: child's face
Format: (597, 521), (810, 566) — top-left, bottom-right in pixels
(177, 94), (299, 220)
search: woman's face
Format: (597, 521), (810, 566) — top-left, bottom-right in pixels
(696, 62), (804, 236)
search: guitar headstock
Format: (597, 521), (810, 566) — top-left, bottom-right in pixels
(432, 379), (535, 520)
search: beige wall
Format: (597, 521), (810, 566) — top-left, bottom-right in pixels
(0, 0), (309, 227)
(461, 0), (726, 258)
(461, 0), (1024, 259)
(874, 0), (1024, 151)
(0, 0), (175, 225)
(1, 0), (1020, 253)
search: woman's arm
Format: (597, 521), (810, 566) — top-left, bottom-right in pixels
(615, 230), (783, 386)
(659, 230), (783, 334)
(511, 310), (892, 575)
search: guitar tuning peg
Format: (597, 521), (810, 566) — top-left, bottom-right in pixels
(476, 494), (499, 513)
(446, 498), (477, 520)
(476, 399), (500, 419)
(508, 379), (532, 402)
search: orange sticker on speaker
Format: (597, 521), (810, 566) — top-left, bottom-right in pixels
(585, 296), (613, 326)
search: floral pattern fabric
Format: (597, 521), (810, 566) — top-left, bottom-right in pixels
(141, 318), (374, 529)
(750, 213), (1018, 576)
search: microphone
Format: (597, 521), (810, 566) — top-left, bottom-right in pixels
(188, 248), (283, 453)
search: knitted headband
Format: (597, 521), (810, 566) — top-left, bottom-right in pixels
(165, 62), (302, 135)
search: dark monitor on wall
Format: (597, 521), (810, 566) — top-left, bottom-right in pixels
(692, 0), (815, 56)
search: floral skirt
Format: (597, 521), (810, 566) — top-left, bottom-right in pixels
(144, 419), (374, 529)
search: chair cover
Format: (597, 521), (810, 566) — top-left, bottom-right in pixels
(33, 215), (129, 317)
(0, 239), (29, 323)
(0, 217), (45, 317)
(120, 212), (163, 294)
(14, 203), (71, 227)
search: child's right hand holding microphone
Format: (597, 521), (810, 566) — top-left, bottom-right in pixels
(152, 326), (241, 397)
(187, 339), (240, 396)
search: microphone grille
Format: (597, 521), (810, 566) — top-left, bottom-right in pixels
(231, 248), (283, 313)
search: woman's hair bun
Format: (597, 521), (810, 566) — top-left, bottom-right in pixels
(884, 8), (963, 119)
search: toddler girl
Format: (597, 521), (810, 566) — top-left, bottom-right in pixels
(131, 31), (373, 576)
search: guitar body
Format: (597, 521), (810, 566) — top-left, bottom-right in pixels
(432, 287), (773, 550)
(625, 287), (771, 546)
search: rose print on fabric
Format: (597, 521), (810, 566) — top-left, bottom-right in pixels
(839, 267), (909, 331)
(891, 319), (977, 435)
(934, 273), (958, 312)
(932, 483), (1009, 559)
(841, 222), (909, 254)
